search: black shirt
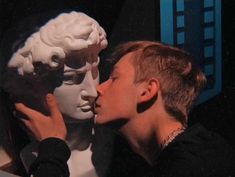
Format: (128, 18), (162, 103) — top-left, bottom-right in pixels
(29, 124), (234, 177)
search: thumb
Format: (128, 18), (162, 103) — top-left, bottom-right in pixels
(46, 93), (62, 119)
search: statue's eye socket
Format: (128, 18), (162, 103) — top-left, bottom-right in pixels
(51, 55), (60, 64)
(62, 72), (86, 85)
(63, 74), (74, 85)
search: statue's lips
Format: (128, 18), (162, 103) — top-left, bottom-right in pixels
(78, 103), (92, 112)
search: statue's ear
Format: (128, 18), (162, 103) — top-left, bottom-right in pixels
(137, 78), (160, 104)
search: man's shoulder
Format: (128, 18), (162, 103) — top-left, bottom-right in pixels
(169, 123), (233, 160)
(156, 123), (234, 177)
(174, 123), (230, 148)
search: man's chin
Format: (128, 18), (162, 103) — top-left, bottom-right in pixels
(95, 116), (128, 130)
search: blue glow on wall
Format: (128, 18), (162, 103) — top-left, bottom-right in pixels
(160, 0), (222, 104)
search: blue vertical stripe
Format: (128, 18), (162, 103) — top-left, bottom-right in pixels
(176, 0), (184, 12)
(177, 15), (185, 28)
(160, 0), (174, 44)
(215, 0), (222, 93)
(177, 32), (185, 44)
(204, 0), (214, 7)
(204, 27), (214, 39)
(204, 64), (214, 75)
(204, 46), (213, 58)
(204, 11), (214, 23)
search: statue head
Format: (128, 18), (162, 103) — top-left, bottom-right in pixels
(5, 11), (107, 122)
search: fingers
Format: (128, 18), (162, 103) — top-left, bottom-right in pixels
(20, 119), (41, 141)
(15, 103), (38, 119)
(46, 93), (62, 121)
(20, 119), (37, 138)
(20, 118), (32, 130)
(14, 94), (66, 141)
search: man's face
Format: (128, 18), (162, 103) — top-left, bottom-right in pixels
(53, 51), (99, 122)
(95, 52), (139, 125)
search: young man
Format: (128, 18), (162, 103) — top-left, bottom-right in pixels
(16, 41), (234, 177)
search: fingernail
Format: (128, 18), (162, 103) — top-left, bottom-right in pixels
(15, 103), (22, 110)
(15, 103), (20, 107)
(46, 94), (52, 101)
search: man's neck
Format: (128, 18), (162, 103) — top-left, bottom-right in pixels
(119, 110), (184, 165)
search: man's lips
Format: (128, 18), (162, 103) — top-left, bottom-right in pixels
(94, 102), (101, 113)
(95, 99), (101, 107)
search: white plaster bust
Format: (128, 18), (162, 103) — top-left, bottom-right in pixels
(7, 11), (108, 177)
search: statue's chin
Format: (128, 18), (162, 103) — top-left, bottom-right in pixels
(63, 114), (94, 124)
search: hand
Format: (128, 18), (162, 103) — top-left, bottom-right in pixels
(15, 93), (67, 141)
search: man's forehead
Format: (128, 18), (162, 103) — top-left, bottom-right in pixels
(112, 54), (134, 73)
(115, 52), (135, 66)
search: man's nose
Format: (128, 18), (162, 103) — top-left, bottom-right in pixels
(96, 79), (110, 95)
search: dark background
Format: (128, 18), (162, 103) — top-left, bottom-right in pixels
(0, 0), (234, 175)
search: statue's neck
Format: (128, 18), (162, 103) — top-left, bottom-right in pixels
(64, 118), (94, 151)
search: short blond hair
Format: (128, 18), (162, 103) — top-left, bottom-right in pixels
(109, 41), (207, 126)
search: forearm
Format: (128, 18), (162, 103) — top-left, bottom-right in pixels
(29, 138), (70, 177)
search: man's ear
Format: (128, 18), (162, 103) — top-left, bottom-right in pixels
(137, 78), (160, 104)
